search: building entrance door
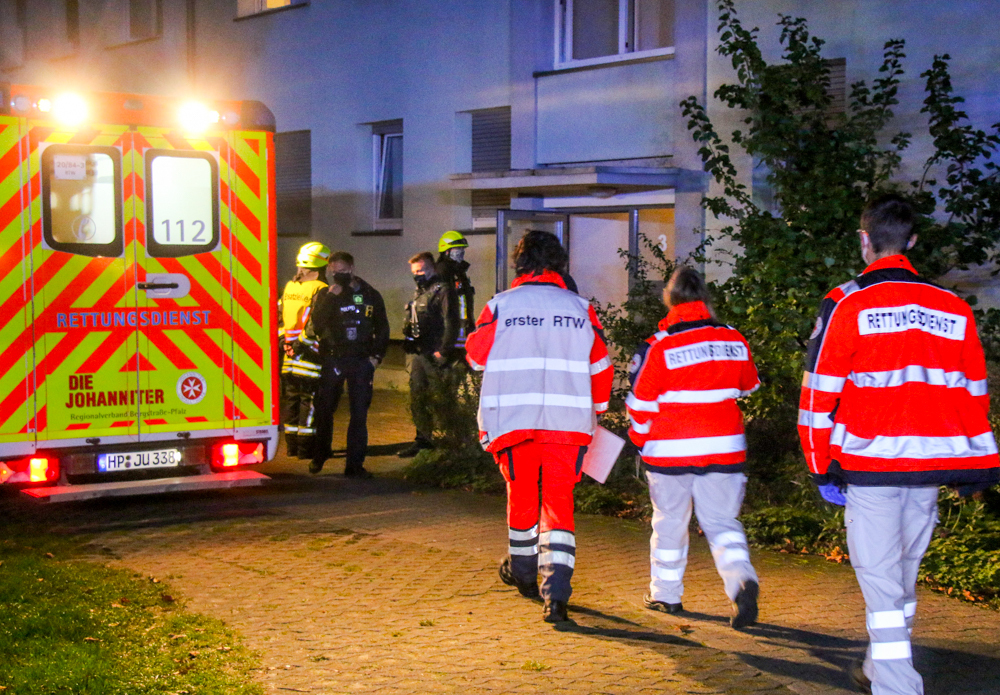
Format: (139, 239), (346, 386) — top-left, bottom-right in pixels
(495, 209), (569, 292)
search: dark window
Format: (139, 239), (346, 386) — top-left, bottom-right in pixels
(0, 0), (28, 69)
(66, 0), (79, 46)
(372, 120), (403, 223)
(572, 0), (618, 60)
(826, 58), (847, 118)
(470, 107), (512, 225)
(129, 0), (159, 41)
(471, 107), (511, 173)
(274, 130), (312, 237)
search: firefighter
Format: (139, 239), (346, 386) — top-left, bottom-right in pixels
(626, 266), (761, 629)
(278, 242), (330, 459)
(298, 251), (390, 478)
(466, 231), (613, 623)
(398, 251), (460, 458)
(436, 231), (476, 354)
(798, 194), (1000, 695)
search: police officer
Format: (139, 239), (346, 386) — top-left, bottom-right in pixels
(278, 242), (330, 459)
(627, 266), (761, 629)
(466, 231), (613, 623)
(298, 251), (389, 478)
(799, 194), (1000, 695)
(436, 231), (476, 354)
(398, 251), (460, 458)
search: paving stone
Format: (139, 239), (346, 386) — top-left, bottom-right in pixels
(5, 388), (998, 693)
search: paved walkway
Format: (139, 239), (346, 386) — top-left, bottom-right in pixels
(9, 390), (1000, 694)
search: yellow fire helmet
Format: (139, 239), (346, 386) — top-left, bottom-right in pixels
(438, 230), (469, 253)
(296, 241), (331, 269)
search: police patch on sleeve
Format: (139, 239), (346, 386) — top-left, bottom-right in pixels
(810, 315), (824, 340)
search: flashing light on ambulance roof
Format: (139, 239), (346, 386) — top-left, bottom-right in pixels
(178, 101), (220, 134)
(51, 93), (89, 127)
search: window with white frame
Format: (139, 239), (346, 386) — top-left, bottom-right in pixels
(555, 0), (674, 68)
(372, 120), (403, 227)
(236, 0), (306, 19)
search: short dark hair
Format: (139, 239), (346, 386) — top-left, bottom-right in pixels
(408, 251), (435, 266)
(861, 194), (915, 254)
(328, 251), (354, 266)
(666, 266), (710, 308)
(513, 231), (567, 277)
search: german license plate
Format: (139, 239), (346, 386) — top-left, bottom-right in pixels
(97, 448), (182, 472)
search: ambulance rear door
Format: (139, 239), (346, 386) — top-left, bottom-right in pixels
(29, 122), (142, 446)
(131, 128), (231, 442)
(225, 128), (277, 447)
(0, 112), (39, 457)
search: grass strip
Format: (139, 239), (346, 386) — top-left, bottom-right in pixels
(0, 532), (262, 694)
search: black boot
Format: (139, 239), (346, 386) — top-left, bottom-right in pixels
(731, 580), (759, 630)
(498, 557), (539, 599)
(285, 433), (299, 458)
(398, 438), (434, 458)
(297, 438), (315, 461)
(643, 594), (684, 614)
(848, 659), (872, 694)
(543, 600), (569, 623)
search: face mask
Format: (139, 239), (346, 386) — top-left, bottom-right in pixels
(330, 271), (352, 287)
(413, 273), (427, 287)
(447, 248), (466, 263)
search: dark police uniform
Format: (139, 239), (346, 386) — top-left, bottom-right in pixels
(299, 277), (389, 474)
(403, 275), (459, 446)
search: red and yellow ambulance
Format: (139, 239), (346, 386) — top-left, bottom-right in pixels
(0, 84), (279, 501)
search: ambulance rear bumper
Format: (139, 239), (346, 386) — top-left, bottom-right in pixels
(20, 470), (269, 503)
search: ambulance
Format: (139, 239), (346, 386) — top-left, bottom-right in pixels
(0, 84), (279, 501)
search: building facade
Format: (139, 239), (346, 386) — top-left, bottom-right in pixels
(2, 0), (998, 334)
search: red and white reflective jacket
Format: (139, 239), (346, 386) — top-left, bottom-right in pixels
(626, 301), (760, 474)
(465, 271), (613, 454)
(799, 255), (1000, 487)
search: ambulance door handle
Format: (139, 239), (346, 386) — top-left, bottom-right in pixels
(138, 273), (191, 299)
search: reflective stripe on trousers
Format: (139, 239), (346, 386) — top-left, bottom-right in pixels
(847, 485), (938, 695)
(497, 440), (584, 602)
(646, 471), (757, 604)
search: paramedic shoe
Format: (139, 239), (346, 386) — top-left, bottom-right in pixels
(344, 467), (374, 479)
(398, 438), (434, 458)
(643, 594), (684, 614)
(848, 659), (872, 694)
(308, 459), (325, 475)
(731, 580), (759, 630)
(543, 600), (569, 623)
(498, 557), (540, 599)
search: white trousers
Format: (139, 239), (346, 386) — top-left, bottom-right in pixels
(846, 485), (938, 695)
(646, 471), (758, 604)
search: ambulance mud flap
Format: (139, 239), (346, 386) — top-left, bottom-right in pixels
(20, 470), (269, 503)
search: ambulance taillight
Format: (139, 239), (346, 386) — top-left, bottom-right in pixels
(214, 442), (265, 468)
(0, 457), (58, 484)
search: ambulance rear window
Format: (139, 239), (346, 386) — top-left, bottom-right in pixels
(41, 145), (124, 258)
(145, 150), (220, 258)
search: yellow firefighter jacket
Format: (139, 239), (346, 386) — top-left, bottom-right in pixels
(279, 279), (327, 378)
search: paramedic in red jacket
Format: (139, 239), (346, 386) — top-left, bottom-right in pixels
(799, 194), (1000, 695)
(466, 231), (613, 624)
(627, 266), (761, 629)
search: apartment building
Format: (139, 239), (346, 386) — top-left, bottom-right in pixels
(2, 0), (998, 332)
